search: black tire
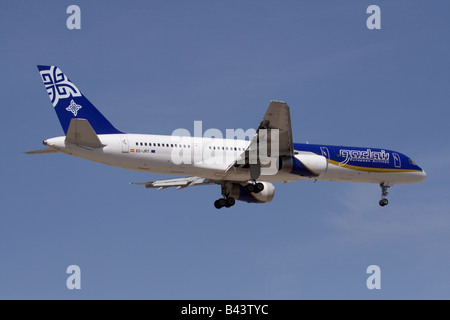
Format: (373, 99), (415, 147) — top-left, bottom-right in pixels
(226, 197), (236, 207)
(255, 182), (264, 193)
(379, 199), (388, 207)
(214, 200), (222, 209)
(244, 184), (255, 193)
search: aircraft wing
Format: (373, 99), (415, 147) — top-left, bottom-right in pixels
(258, 100), (293, 156)
(225, 100), (293, 177)
(131, 176), (216, 190)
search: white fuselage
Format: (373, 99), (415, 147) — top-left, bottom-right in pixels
(44, 134), (427, 185)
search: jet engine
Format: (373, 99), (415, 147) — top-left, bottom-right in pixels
(278, 153), (328, 177)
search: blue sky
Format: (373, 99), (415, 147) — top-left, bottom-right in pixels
(1, 1), (449, 299)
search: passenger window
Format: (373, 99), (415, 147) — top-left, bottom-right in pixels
(135, 142), (138, 146)
(158, 143), (160, 147)
(140, 142), (143, 146)
(145, 143), (147, 146)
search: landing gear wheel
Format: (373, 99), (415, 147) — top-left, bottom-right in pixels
(224, 197), (236, 208)
(255, 182), (264, 193)
(218, 198), (226, 207)
(379, 198), (389, 207)
(214, 197), (235, 209)
(214, 199), (222, 209)
(214, 198), (226, 209)
(243, 184), (255, 193)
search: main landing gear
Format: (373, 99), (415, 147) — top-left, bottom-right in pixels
(214, 181), (265, 209)
(379, 183), (391, 207)
(243, 182), (264, 194)
(214, 197), (235, 209)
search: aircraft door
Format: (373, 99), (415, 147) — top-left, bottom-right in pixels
(393, 153), (401, 168)
(320, 147), (330, 159)
(193, 139), (202, 164)
(120, 135), (129, 153)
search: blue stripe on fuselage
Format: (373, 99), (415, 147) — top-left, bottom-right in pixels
(293, 143), (423, 171)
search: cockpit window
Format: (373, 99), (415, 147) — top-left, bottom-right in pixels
(409, 159), (417, 165)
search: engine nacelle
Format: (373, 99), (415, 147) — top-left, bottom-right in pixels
(279, 153), (328, 177)
(229, 182), (275, 204)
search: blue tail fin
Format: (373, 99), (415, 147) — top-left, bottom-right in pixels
(37, 65), (123, 135)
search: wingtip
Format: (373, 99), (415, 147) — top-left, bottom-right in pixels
(270, 100), (287, 104)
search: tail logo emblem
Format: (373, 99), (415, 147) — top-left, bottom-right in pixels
(39, 66), (82, 107)
(66, 99), (82, 116)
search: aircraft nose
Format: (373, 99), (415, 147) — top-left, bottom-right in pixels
(413, 168), (427, 183)
(419, 169), (427, 182)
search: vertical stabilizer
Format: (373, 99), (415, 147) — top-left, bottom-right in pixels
(37, 65), (123, 135)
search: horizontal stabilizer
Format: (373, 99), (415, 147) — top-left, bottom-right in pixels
(65, 118), (104, 148)
(25, 148), (61, 155)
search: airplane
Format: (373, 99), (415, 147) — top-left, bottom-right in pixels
(28, 65), (426, 209)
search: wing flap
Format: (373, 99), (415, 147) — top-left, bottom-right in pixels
(131, 176), (215, 189)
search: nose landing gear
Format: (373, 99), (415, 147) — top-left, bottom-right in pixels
(379, 183), (391, 207)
